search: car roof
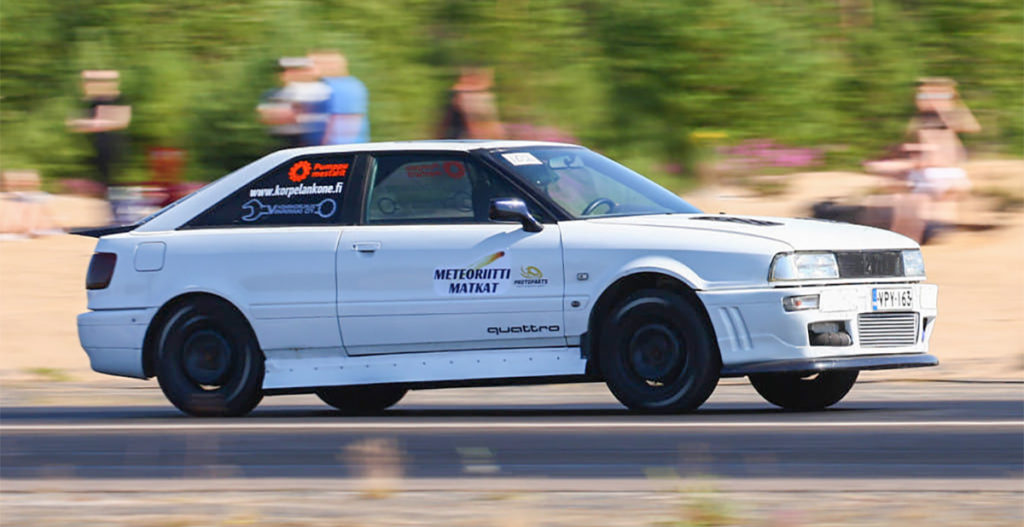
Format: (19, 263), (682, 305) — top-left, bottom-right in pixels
(133, 140), (581, 233)
(276, 139), (579, 157)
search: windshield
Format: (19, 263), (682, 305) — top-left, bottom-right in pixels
(491, 147), (701, 219)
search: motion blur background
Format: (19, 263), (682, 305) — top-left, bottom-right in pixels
(1, 3), (1023, 526)
(1, 0), (1022, 388)
(1, 0), (1021, 187)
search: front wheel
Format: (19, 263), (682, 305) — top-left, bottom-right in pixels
(599, 289), (720, 413)
(749, 370), (858, 410)
(316, 385), (408, 414)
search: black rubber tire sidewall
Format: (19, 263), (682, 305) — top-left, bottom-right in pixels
(598, 289), (720, 413)
(749, 370), (859, 411)
(316, 384), (408, 415)
(156, 299), (264, 417)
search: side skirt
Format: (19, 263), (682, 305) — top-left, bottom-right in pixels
(262, 347), (588, 391)
(264, 375), (597, 395)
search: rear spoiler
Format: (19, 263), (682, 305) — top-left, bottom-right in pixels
(70, 224), (138, 238)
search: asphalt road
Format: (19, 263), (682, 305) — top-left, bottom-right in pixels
(1, 383), (1021, 481)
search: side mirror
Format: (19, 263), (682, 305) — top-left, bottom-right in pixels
(489, 198), (543, 233)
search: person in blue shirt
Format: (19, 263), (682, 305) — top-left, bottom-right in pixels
(257, 57), (331, 148)
(310, 51), (370, 145)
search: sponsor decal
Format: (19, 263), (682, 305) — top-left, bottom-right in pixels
(434, 251), (512, 296)
(289, 161), (312, 182)
(288, 160), (349, 183)
(446, 280), (505, 294)
(405, 161), (466, 179)
(470, 251), (505, 269)
(514, 265), (549, 288)
(249, 181), (344, 198)
(520, 265), (543, 278)
(487, 324), (561, 335)
(433, 268), (511, 281)
(241, 198), (337, 222)
(501, 152), (543, 166)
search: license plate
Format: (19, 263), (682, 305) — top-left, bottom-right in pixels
(872, 288), (914, 311)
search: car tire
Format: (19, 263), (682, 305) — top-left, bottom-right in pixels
(316, 385), (408, 414)
(749, 370), (859, 410)
(155, 299), (264, 417)
(599, 289), (720, 413)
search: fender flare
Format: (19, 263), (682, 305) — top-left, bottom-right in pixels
(141, 288), (259, 378)
(592, 255), (707, 298)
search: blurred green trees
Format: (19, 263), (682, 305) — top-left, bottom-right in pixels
(1, 0), (1020, 187)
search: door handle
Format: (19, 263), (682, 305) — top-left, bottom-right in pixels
(352, 241), (381, 253)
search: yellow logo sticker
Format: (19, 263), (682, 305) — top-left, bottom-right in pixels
(520, 266), (543, 279)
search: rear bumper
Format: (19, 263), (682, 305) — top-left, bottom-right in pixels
(77, 308), (153, 379)
(721, 352), (939, 377)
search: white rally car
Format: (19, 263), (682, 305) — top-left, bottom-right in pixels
(77, 141), (938, 416)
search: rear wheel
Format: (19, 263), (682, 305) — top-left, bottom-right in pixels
(155, 298), (264, 417)
(749, 370), (858, 410)
(316, 385), (408, 414)
(599, 289), (720, 413)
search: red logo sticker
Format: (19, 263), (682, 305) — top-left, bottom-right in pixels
(289, 161), (312, 182)
(406, 162), (466, 179)
(443, 161), (466, 179)
(289, 161), (349, 183)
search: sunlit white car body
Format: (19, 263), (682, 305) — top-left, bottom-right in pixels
(78, 141), (937, 394)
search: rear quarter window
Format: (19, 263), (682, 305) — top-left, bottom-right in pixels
(186, 155), (353, 228)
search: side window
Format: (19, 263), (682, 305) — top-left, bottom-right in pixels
(365, 154), (540, 225)
(187, 155), (353, 228)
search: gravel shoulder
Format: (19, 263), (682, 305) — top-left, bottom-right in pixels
(3, 485), (1021, 527)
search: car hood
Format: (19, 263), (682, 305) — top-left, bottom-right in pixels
(590, 214), (919, 251)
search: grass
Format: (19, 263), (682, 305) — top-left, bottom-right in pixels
(653, 488), (738, 527)
(23, 367), (73, 382)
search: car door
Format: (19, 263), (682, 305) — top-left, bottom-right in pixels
(336, 151), (565, 355)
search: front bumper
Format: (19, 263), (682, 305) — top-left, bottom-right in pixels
(77, 308), (154, 379)
(720, 352), (938, 377)
(698, 282), (938, 375)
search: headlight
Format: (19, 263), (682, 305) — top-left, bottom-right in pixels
(902, 249), (926, 277)
(769, 252), (839, 281)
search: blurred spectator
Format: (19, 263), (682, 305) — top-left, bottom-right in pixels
(437, 67), (505, 140)
(904, 78), (980, 202)
(0, 170), (61, 239)
(66, 70), (131, 189)
(257, 57), (330, 148)
(147, 147), (185, 207)
(860, 78), (981, 241)
(311, 51), (370, 145)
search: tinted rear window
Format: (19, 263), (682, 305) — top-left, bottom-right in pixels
(186, 154), (353, 228)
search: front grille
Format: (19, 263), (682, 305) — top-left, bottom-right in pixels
(836, 251), (904, 278)
(857, 312), (918, 348)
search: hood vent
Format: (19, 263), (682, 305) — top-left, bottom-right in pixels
(691, 216), (782, 227)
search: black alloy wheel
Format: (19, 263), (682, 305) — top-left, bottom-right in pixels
(316, 384), (408, 414)
(156, 298), (264, 417)
(599, 289), (720, 413)
(749, 370), (859, 410)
